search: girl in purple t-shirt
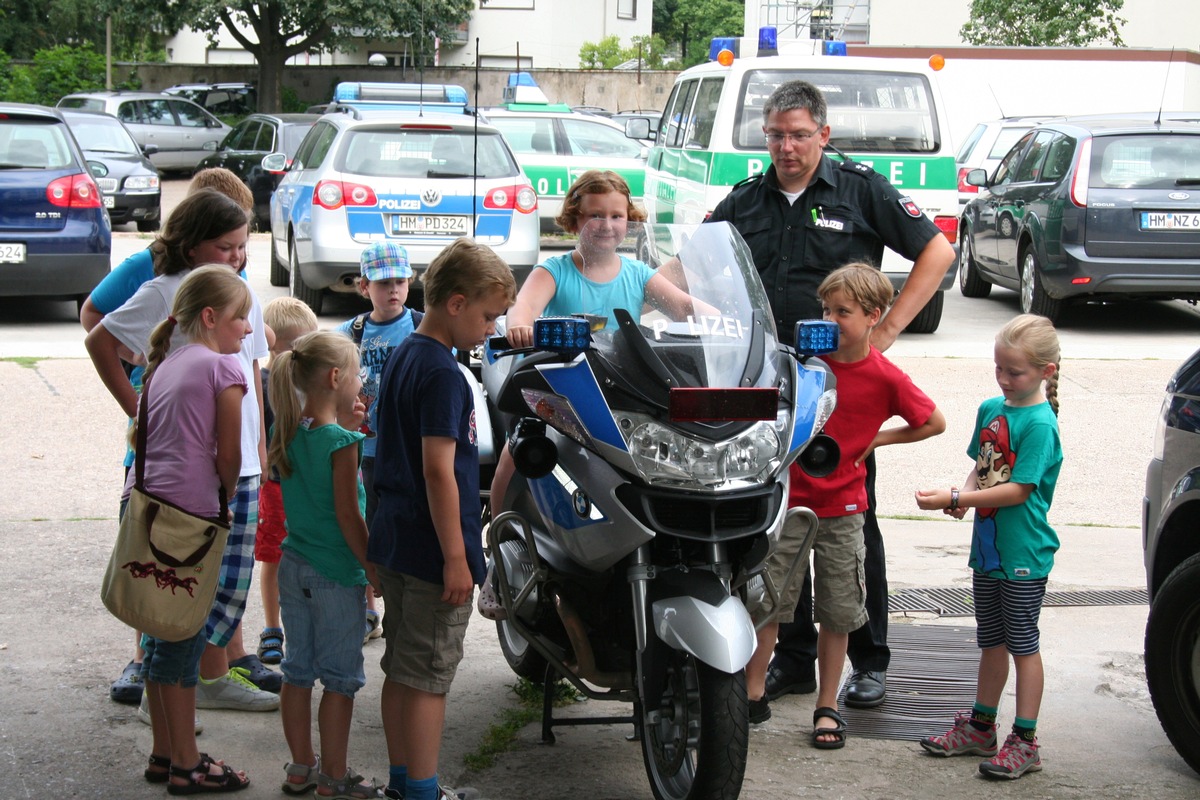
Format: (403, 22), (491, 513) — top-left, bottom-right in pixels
(133, 265), (252, 793)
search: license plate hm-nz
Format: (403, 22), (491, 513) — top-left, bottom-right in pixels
(1141, 211), (1200, 230)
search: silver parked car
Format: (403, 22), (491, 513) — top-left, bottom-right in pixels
(57, 91), (230, 173)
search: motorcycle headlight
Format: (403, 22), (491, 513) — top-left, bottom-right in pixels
(617, 412), (783, 490)
(123, 175), (160, 190)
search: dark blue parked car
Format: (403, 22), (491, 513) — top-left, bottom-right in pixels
(0, 103), (111, 309)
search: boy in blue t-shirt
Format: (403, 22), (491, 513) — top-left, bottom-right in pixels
(336, 240), (421, 642)
(368, 238), (516, 800)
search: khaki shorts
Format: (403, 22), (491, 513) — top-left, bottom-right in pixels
(812, 513), (868, 633)
(377, 566), (473, 694)
(756, 512), (818, 624)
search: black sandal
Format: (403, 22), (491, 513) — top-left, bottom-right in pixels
(812, 706), (847, 750)
(144, 753), (171, 783)
(167, 753), (250, 795)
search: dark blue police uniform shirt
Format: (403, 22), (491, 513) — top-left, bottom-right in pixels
(708, 155), (941, 333)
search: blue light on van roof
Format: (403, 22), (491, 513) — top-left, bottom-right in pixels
(822, 41), (848, 56)
(758, 26), (778, 56)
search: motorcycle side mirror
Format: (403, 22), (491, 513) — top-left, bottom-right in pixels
(509, 418), (558, 479)
(798, 432), (840, 478)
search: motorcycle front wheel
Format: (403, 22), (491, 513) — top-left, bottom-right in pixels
(641, 650), (748, 800)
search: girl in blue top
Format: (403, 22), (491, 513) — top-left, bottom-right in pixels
(482, 171), (704, 543)
(268, 331), (383, 798)
(504, 169), (697, 347)
(915, 314), (1064, 781)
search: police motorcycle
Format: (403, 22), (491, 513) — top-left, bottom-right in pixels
(478, 221), (839, 800)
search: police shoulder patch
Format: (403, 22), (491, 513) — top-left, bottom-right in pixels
(731, 173), (766, 190)
(840, 159), (874, 175)
(898, 195), (923, 218)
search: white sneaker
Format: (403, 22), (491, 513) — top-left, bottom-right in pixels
(137, 691), (204, 735)
(195, 666), (281, 711)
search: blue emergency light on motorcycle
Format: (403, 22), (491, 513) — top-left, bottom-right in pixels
(795, 320), (839, 355)
(533, 317), (592, 354)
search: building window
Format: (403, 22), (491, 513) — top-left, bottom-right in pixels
(617, 0), (636, 19)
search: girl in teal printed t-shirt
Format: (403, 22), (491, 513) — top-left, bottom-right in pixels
(268, 330), (383, 798)
(915, 314), (1064, 781)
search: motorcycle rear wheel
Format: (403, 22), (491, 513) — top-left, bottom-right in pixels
(641, 650), (748, 800)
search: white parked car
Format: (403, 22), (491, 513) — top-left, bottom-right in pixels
(267, 94), (539, 314)
(955, 116), (1054, 214)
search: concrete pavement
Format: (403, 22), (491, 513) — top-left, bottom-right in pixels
(0, 353), (1195, 798)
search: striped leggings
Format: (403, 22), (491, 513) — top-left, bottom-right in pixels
(973, 572), (1048, 656)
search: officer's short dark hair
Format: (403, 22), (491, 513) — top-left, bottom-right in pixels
(762, 81), (827, 128)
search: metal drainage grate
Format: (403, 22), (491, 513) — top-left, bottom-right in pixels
(888, 586), (1148, 618)
(836, 624), (979, 741)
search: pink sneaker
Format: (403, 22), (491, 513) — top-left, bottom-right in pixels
(979, 732), (1042, 779)
(919, 711), (999, 757)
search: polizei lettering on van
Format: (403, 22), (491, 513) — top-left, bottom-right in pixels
(644, 57), (958, 232)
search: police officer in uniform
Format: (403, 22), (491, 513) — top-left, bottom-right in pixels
(709, 80), (954, 714)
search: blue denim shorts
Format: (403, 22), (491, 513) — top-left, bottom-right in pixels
(278, 549), (367, 697)
(141, 629), (207, 688)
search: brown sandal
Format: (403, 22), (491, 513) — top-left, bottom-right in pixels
(812, 706), (847, 750)
(167, 753), (250, 795)
(144, 753), (171, 783)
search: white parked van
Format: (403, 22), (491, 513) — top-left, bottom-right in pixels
(643, 52), (959, 332)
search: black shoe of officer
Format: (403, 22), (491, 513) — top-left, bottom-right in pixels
(764, 663), (817, 701)
(844, 669), (887, 708)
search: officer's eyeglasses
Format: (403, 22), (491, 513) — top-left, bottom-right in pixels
(764, 129), (821, 145)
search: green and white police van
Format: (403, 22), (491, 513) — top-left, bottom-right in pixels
(643, 52), (960, 332)
(482, 73), (649, 232)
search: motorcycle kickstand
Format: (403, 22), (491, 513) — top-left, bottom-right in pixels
(538, 663), (639, 745)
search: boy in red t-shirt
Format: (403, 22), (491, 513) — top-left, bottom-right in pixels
(747, 263), (946, 749)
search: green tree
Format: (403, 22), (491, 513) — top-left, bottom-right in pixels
(578, 33), (669, 70)
(579, 34), (625, 69)
(29, 44), (107, 104)
(0, 0), (179, 62)
(960, 0), (1127, 47)
(171, 0), (473, 112)
(653, 0), (743, 68)
(0, 44), (111, 105)
(627, 34), (668, 70)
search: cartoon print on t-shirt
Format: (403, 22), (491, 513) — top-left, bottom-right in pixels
(356, 333), (397, 440)
(973, 415), (1015, 573)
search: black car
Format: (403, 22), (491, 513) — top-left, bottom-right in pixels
(0, 103), (111, 308)
(196, 113), (319, 230)
(60, 109), (161, 232)
(957, 114), (1200, 322)
(1143, 346), (1200, 774)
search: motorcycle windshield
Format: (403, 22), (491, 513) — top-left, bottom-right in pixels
(575, 221), (780, 391)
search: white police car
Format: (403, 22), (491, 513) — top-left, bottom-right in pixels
(266, 82), (539, 314)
